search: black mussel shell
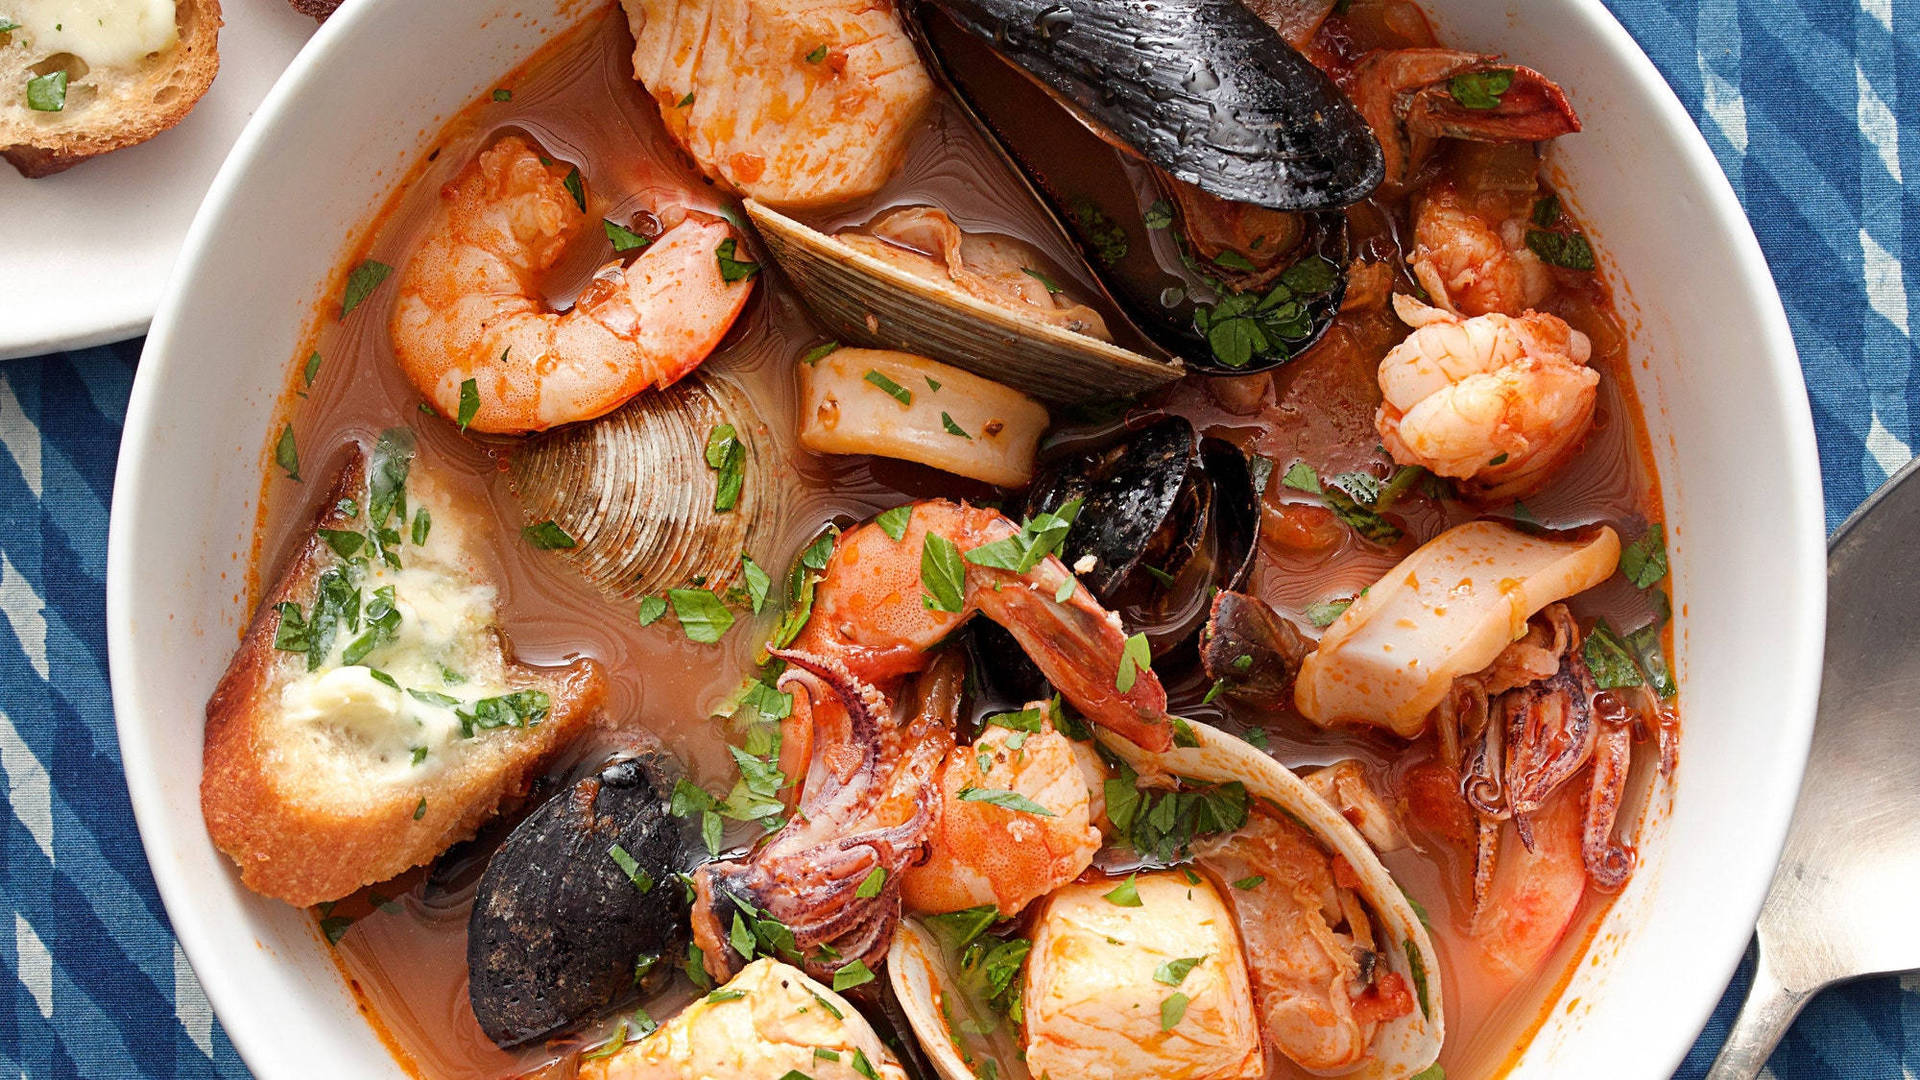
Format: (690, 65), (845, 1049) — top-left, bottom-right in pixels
(1025, 417), (1258, 656)
(907, 0), (1382, 209)
(467, 751), (697, 1047)
(1198, 590), (1310, 709)
(912, 8), (1351, 376)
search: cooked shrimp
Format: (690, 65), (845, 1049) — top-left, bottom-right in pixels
(1412, 180), (1552, 317)
(1375, 294), (1597, 500)
(621, 0), (934, 208)
(900, 706), (1102, 918)
(1346, 49), (1580, 192)
(389, 135), (754, 434)
(789, 499), (1174, 751)
(1200, 812), (1415, 1072)
(1465, 786), (1587, 992)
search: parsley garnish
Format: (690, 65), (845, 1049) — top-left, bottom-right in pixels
(1154, 955), (1206, 985)
(715, 238), (760, 282)
(1449, 68), (1514, 109)
(25, 70), (65, 112)
(1160, 992), (1190, 1030)
(456, 377), (480, 431)
(637, 595), (667, 625)
(940, 412), (971, 438)
(832, 959), (875, 991)
(863, 369), (913, 406)
(340, 260), (393, 318)
(1620, 524), (1668, 587)
(275, 424), (301, 481)
(608, 844), (654, 892)
(957, 787), (1054, 816)
(1526, 229), (1597, 271)
(804, 43), (828, 63)
(1142, 199), (1174, 230)
(875, 504), (913, 541)
(1103, 874), (1142, 907)
(522, 520), (576, 549)
(801, 340), (840, 365)
(1115, 632), (1152, 693)
(1020, 266), (1062, 294)
(669, 588), (735, 643)
(920, 532), (966, 613)
(1582, 619), (1645, 690)
(562, 166), (586, 212)
(604, 219), (651, 252)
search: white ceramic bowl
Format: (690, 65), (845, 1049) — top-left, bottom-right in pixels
(106, 0), (1825, 1076)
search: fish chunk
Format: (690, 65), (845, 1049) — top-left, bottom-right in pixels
(622, 0), (934, 208)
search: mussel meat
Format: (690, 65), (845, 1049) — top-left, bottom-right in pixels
(1198, 589), (1310, 709)
(1024, 415), (1258, 656)
(909, 6), (1357, 375)
(467, 749), (697, 1047)
(509, 372), (773, 601)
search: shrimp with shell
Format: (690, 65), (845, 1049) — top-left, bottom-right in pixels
(1375, 293), (1598, 501)
(389, 135), (755, 434)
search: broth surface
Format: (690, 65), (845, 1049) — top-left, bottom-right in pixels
(256, 7), (1673, 1077)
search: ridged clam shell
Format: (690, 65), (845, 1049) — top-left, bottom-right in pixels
(510, 374), (770, 602)
(747, 200), (1181, 404)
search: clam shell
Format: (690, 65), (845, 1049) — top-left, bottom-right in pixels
(887, 717), (1445, 1080)
(746, 200), (1181, 404)
(509, 373), (770, 601)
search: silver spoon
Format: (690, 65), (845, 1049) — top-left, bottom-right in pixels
(1706, 455), (1920, 1078)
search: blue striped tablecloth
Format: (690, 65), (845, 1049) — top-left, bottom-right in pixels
(2, 1), (1914, 1075)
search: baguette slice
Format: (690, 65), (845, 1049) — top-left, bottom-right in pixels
(287, 0), (341, 20)
(202, 437), (606, 907)
(0, 0), (222, 177)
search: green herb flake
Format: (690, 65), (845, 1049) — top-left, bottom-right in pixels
(637, 596), (668, 626)
(319, 914), (353, 946)
(1232, 874), (1265, 890)
(1410, 1067), (1446, 1080)
(1448, 68), (1514, 110)
(808, 988), (845, 1019)
(669, 588), (735, 644)
(1583, 619), (1646, 690)
(1154, 955), (1206, 986)
(701, 808), (723, 855)
(683, 942), (714, 990)
(957, 787), (1054, 816)
(715, 237), (760, 283)
(604, 218), (651, 252)
(875, 504), (913, 541)
(739, 555), (772, 614)
(1282, 460), (1321, 493)
(0, 18), (20, 33)
(804, 43), (828, 63)
(863, 369), (913, 406)
(491, 87), (512, 101)
(303, 351), (322, 387)
(850, 1048), (879, 1080)
(1160, 991), (1190, 1031)
(800, 340), (840, 365)
(855, 866), (887, 898)
(1526, 229), (1598, 271)
(608, 844), (655, 893)
(275, 424), (301, 481)
(705, 423), (746, 512)
(1620, 523), (1669, 588)
(522, 520), (577, 550)
(413, 797), (428, 820)
(340, 259), (394, 319)
(1627, 623), (1678, 698)
(1020, 266), (1063, 294)
(1281, 256), (1340, 295)
(677, 91), (695, 108)
(1103, 873), (1143, 907)
(456, 377), (480, 431)
(707, 988), (748, 1004)
(1213, 249), (1257, 273)
(832, 959), (875, 992)
(1304, 599), (1353, 627)
(1054, 575), (1076, 603)
(1405, 937), (1432, 1018)
(1115, 631), (1152, 693)
(1068, 196), (1129, 266)
(25, 69), (66, 112)
(940, 411), (972, 439)
(1142, 199), (1175, 230)
(1531, 194), (1562, 227)
(562, 166), (586, 212)
(410, 507), (431, 546)
(920, 532), (966, 613)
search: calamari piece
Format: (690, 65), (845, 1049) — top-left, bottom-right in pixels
(579, 958), (907, 1079)
(838, 207), (1112, 340)
(1305, 759), (1412, 854)
(622, 0), (933, 207)
(900, 708), (1101, 918)
(1294, 521), (1619, 736)
(1023, 873), (1262, 1080)
(796, 348), (1050, 488)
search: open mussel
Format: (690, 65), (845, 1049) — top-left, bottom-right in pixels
(903, 0), (1383, 209)
(467, 749), (697, 1047)
(903, 0), (1365, 375)
(509, 372), (772, 601)
(1024, 415), (1258, 656)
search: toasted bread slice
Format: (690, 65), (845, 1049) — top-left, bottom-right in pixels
(287, 0), (341, 20)
(202, 434), (606, 907)
(0, 0), (222, 177)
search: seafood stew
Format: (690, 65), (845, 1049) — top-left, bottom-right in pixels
(201, 2), (1678, 1077)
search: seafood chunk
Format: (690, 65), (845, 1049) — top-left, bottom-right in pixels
(1412, 179), (1553, 318)
(1375, 294), (1598, 500)
(1023, 872), (1262, 1080)
(1201, 813), (1414, 1072)
(1294, 520), (1618, 735)
(796, 348), (1050, 488)
(467, 751), (696, 1047)
(790, 499), (1173, 750)
(622, 0), (934, 208)
(201, 435), (605, 906)
(579, 958), (907, 1079)
(839, 206), (1112, 339)
(1347, 49), (1580, 192)
(390, 136), (755, 434)
(900, 706), (1101, 918)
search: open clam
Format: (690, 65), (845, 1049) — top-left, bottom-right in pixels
(747, 200), (1180, 403)
(888, 716), (1444, 1080)
(508, 372), (772, 601)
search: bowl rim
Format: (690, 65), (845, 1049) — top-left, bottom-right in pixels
(105, 0), (1826, 1075)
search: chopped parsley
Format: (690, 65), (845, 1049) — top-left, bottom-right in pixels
(456, 377), (480, 431)
(1582, 619), (1645, 690)
(1304, 599), (1353, 627)
(1526, 229), (1597, 271)
(1405, 938), (1431, 1017)
(1449, 68), (1514, 110)
(603, 219), (651, 252)
(340, 259), (393, 319)
(832, 959), (875, 991)
(940, 411), (971, 439)
(1282, 460), (1321, 493)
(1620, 524), (1669, 587)
(962, 498), (1083, 574)
(804, 43), (828, 63)
(1160, 991), (1190, 1030)
(1115, 631), (1152, 693)
(800, 340), (840, 365)
(1142, 199), (1175, 230)
(562, 166), (586, 212)
(855, 866), (887, 898)
(637, 595), (668, 626)
(25, 70), (65, 112)
(1068, 196), (1129, 266)
(608, 844), (655, 893)
(303, 351), (322, 387)
(668, 588), (735, 644)
(522, 520), (576, 549)
(275, 424), (301, 481)
(1102, 873), (1142, 907)
(956, 787), (1053, 816)
(705, 424), (746, 512)
(919, 532), (966, 613)
(1020, 266), (1063, 294)
(715, 238), (760, 282)
(863, 369), (913, 406)
(491, 88), (512, 102)
(875, 504), (913, 541)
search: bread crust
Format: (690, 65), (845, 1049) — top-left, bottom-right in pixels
(201, 446), (607, 907)
(287, 0), (343, 20)
(1, 0), (223, 177)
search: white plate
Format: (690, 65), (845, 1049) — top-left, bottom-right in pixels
(0, 0), (313, 359)
(108, 0), (1826, 1076)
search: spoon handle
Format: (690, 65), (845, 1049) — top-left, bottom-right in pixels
(1705, 948), (1816, 1080)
